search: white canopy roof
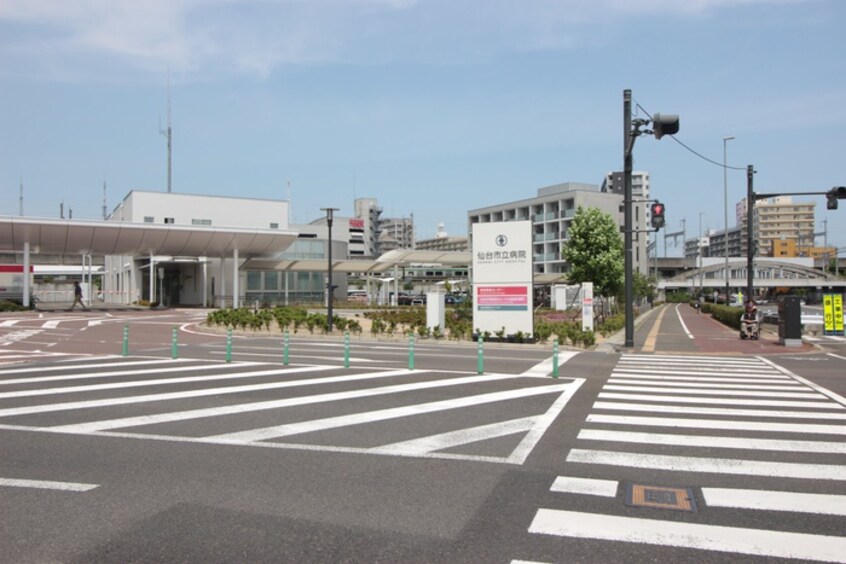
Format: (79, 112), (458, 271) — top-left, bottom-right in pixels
(0, 216), (298, 257)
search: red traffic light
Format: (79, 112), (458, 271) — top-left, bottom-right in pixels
(650, 202), (666, 229)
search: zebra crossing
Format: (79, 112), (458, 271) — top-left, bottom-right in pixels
(523, 354), (846, 563)
(0, 355), (584, 465)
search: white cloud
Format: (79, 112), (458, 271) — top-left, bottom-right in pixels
(0, 0), (821, 79)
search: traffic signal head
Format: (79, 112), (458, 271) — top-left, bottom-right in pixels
(652, 113), (680, 139)
(650, 202), (666, 229)
(827, 186), (846, 210)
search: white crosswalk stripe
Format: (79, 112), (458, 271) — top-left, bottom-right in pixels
(523, 354), (846, 563)
(0, 355), (584, 465)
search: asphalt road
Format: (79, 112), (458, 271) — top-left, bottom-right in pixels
(1, 306), (845, 563)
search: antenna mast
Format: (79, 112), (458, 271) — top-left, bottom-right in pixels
(102, 180), (108, 219)
(159, 72), (173, 193)
(287, 179), (292, 225)
(19, 178), (23, 216)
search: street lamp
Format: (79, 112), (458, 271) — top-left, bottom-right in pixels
(723, 136), (734, 303)
(321, 207), (339, 332)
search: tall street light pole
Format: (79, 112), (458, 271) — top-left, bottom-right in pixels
(321, 207), (339, 332)
(723, 136), (734, 303)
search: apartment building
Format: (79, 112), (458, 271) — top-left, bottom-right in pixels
(468, 182), (638, 275)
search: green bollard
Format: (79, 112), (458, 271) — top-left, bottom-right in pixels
(344, 330), (350, 368)
(122, 325), (129, 357)
(283, 330), (290, 366)
(225, 328), (232, 363)
(477, 334), (484, 375)
(171, 327), (178, 359)
(409, 333), (415, 371)
(552, 338), (559, 379)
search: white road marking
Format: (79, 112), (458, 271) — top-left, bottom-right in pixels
(550, 476), (618, 497)
(703, 487), (846, 516)
(369, 416), (537, 455)
(0, 477), (98, 492)
(0, 363), (292, 398)
(0, 367), (412, 417)
(760, 356), (846, 408)
(578, 428), (846, 453)
(591, 401), (846, 420)
(598, 392), (842, 409)
(675, 304), (694, 338)
(209, 350), (377, 362)
(203, 383), (575, 443)
(0, 320), (20, 327)
(610, 373), (792, 384)
(619, 355), (764, 365)
(41, 320), (61, 329)
(614, 366), (785, 377)
(602, 385), (821, 399)
(520, 351), (579, 377)
(566, 449), (846, 480)
(528, 508), (846, 562)
(607, 378), (801, 390)
(586, 414), (846, 435)
(47, 371), (526, 433)
(0, 358), (195, 382)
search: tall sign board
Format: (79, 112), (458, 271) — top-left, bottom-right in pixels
(472, 221), (534, 337)
(823, 293), (844, 336)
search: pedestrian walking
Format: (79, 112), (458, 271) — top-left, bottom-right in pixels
(68, 281), (88, 311)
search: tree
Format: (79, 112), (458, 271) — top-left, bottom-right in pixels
(562, 206), (624, 316)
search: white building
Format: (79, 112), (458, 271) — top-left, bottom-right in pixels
(104, 191), (298, 307)
(468, 182), (638, 275)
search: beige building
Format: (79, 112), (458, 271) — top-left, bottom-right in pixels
(415, 223), (469, 252)
(738, 196), (816, 257)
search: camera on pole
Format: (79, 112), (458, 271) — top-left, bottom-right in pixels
(650, 201), (666, 229)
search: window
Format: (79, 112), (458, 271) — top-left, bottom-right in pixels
(192, 219), (212, 226)
(144, 216), (154, 223)
(246, 271), (262, 291)
(269, 222), (279, 229)
(265, 271), (279, 291)
(164, 217), (175, 224)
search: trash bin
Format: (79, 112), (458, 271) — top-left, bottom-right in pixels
(778, 296), (802, 347)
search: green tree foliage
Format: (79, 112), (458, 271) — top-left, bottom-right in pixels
(561, 206), (624, 298)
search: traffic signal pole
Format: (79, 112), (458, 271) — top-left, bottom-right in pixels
(746, 165), (755, 304)
(622, 90), (679, 348)
(623, 90), (635, 347)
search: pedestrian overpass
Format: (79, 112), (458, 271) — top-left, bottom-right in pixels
(657, 259), (845, 292)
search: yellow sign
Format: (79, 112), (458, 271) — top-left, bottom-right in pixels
(824, 293), (845, 336)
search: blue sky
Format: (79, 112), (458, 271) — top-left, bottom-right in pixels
(1, 0), (844, 255)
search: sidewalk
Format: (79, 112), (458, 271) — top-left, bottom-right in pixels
(596, 303), (816, 355)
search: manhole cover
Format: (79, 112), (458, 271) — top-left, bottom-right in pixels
(626, 484), (697, 512)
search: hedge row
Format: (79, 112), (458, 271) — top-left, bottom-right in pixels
(207, 306), (362, 334)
